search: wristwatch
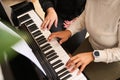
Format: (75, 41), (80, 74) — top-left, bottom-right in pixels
(93, 50), (100, 58)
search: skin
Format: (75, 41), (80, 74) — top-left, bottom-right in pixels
(66, 52), (94, 75)
(42, 5), (94, 75)
(48, 30), (94, 75)
(41, 7), (76, 30)
(41, 7), (58, 30)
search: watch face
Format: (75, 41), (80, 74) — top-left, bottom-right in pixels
(94, 51), (99, 56)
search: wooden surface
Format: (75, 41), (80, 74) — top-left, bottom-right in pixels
(32, 0), (45, 20)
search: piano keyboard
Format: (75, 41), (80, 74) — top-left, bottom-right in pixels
(17, 10), (87, 80)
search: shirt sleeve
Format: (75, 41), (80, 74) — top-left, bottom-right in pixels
(94, 20), (120, 63)
(39, 0), (54, 12)
(67, 10), (86, 36)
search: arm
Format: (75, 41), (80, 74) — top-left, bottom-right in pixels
(38, 0), (54, 12)
(66, 21), (120, 75)
(47, 9), (86, 44)
(39, 0), (58, 30)
(94, 22), (120, 63)
(67, 10), (86, 36)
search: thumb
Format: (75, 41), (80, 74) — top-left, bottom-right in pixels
(59, 39), (66, 44)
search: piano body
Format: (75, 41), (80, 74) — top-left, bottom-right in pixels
(0, 1), (87, 80)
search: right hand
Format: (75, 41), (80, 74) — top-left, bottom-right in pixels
(41, 7), (58, 30)
(48, 30), (72, 44)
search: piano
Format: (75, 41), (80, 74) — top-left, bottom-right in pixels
(1, 1), (87, 80)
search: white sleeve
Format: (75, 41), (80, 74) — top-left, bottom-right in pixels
(94, 20), (120, 63)
(67, 10), (86, 36)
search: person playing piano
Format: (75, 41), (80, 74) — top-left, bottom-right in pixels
(48, 0), (120, 80)
(39, 0), (87, 54)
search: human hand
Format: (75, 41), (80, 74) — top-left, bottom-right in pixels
(63, 17), (78, 28)
(41, 7), (58, 30)
(48, 30), (71, 44)
(66, 52), (94, 75)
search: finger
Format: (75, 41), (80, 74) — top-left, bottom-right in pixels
(68, 54), (72, 58)
(65, 20), (71, 25)
(66, 58), (77, 68)
(69, 59), (82, 72)
(41, 21), (45, 29)
(77, 64), (86, 75)
(48, 20), (54, 30)
(71, 62), (82, 72)
(70, 55), (79, 61)
(48, 33), (57, 41)
(59, 38), (66, 44)
(54, 19), (58, 27)
(41, 19), (50, 30)
(66, 59), (74, 68)
(43, 20), (50, 29)
(64, 21), (69, 25)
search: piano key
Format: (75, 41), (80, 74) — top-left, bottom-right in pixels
(46, 52), (57, 59)
(53, 63), (64, 70)
(24, 19), (34, 26)
(48, 55), (59, 62)
(41, 45), (52, 52)
(58, 70), (70, 79)
(41, 43), (52, 50)
(36, 35), (45, 42)
(61, 74), (72, 80)
(57, 68), (67, 75)
(18, 14), (30, 23)
(41, 43), (50, 49)
(28, 24), (38, 32)
(37, 39), (47, 45)
(51, 60), (62, 67)
(32, 30), (42, 37)
(44, 50), (55, 56)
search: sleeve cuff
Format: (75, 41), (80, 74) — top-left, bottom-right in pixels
(93, 50), (108, 63)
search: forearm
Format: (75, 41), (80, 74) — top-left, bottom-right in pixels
(39, 0), (54, 12)
(93, 48), (120, 63)
(67, 11), (86, 36)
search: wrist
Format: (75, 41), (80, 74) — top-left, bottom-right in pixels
(46, 7), (55, 13)
(65, 30), (72, 38)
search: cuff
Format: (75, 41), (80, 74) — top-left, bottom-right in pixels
(93, 50), (107, 63)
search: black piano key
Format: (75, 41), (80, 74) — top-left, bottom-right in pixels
(48, 55), (59, 62)
(45, 50), (55, 56)
(18, 14), (30, 23)
(37, 39), (47, 45)
(28, 24), (38, 32)
(46, 52), (57, 59)
(32, 30), (42, 37)
(61, 74), (72, 80)
(36, 35), (45, 42)
(53, 63), (64, 70)
(57, 68), (67, 75)
(42, 45), (52, 52)
(51, 60), (62, 67)
(41, 43), (50, 49)
(58, 71), (70, 79)
(24, 19), (34, 26)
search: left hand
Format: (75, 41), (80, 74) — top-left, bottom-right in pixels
(66, 52), (94, 75)
(63, 17), (78, 28)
